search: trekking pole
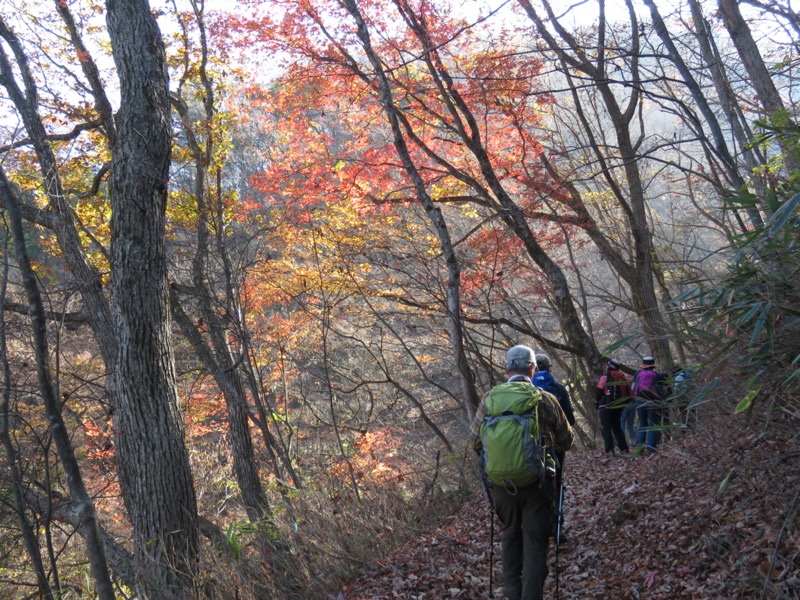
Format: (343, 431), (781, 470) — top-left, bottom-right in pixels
(555, 474), (565, 599)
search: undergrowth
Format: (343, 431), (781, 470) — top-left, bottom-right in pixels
(192, 447), (470, 599)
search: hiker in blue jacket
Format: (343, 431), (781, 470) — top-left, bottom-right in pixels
(533, 354), (575, 545)
(671, 365), (691, 414)
(532, 354), (576, 427)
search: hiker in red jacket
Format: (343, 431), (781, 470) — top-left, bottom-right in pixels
(595, 358), (630, 455)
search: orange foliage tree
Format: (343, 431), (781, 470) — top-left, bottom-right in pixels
(225, 0), (605, 412)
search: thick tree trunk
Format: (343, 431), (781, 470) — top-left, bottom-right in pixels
(105, 0), (199, 594)
(1, 10), (200, 595)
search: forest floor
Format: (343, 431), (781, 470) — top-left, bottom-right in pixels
(334, 411), (799, 599)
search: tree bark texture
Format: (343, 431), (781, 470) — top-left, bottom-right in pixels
(105, 0), (199, 594)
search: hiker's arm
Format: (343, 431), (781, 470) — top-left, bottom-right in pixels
(557, 385), (576, 426)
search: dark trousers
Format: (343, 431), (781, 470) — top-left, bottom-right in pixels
(493, 483), (554, 600)
(599, 407), (628, 453)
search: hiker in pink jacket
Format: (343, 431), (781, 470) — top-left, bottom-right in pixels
(631, 356), (671, 452)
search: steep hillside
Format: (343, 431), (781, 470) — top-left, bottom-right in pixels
(337, 413), (799, 599)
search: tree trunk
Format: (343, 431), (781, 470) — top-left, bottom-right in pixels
(718, 0), (800, 172)
(0, 232), (53, 598)
(644, 0), (764, 228)
(342, 0), (482, 421)
(105, 0), (199, 594)
(687, 0), (770, 219)
(1, 167), (115, 600)
(0, 16), (117, 365)
(169, 1), (276, 526)
(519, 0), (674, 367)
(1, 7), (200, 593)
(171, 289), (272, 523)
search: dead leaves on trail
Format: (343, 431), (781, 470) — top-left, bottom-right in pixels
(338, 504), (497, 599)
(340, 415), (799, 599)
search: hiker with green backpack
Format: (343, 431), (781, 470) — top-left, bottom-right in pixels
(469, 345), (574, 600)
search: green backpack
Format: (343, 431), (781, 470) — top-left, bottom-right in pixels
(480, 381), (548, 488)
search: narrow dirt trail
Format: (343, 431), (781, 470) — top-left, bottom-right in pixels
(337, 415), (799, 599)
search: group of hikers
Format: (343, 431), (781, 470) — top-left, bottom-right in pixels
(595, 355), (690, 456)
(469, 345), (691, 600)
